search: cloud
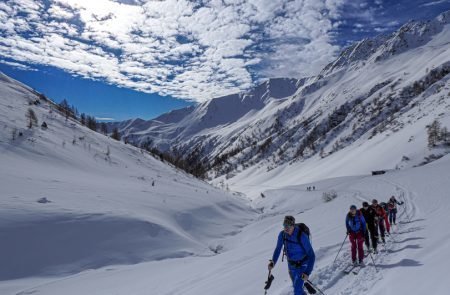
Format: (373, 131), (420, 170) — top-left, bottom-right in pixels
(0, 0), (347, 102)
(0, 59), (37, 71)
(95, 117), (115, 121)
(421, 0), (448, 7)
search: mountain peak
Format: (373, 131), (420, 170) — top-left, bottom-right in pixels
(322, 10), (450, 76)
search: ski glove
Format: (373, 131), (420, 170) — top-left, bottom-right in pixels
(301, 273), (309, 281)
(268, 260), (274, 270)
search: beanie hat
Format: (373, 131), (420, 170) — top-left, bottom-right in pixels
(283, 215), (295, 227)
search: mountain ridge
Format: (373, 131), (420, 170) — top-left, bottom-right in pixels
(104, 11), (450, 188)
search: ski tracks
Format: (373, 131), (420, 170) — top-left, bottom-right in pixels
(305, 179), (423, 295)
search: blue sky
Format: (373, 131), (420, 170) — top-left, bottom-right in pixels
(0, 63), (192, 121)
(1, 0), (449, 121)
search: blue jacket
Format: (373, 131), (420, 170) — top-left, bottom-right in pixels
(272, 227), (315, 275)
(346, 211), (366, 233)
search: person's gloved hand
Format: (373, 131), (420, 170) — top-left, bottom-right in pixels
(268, 260), (274, 271)
(301, 273), (309, 281)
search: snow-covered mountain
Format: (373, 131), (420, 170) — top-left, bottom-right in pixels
(2, 69), (450, 295)
(2, 10), (450, 295)
(111, 11), (450, 193)
(108, 77), (302, 151)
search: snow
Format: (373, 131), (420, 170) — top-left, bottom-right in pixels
(0, 72), (255, 291)
(2, 143), (450, 294)
(1, 11), (450, 295)
(111, 11), (450, 188)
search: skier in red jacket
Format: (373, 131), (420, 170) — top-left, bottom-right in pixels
(372, 199), (388, 243)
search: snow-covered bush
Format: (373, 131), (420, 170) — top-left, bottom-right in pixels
(37, 197), (51, 204)
(322, 190), (338, 202)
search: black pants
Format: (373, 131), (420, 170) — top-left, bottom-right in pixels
(378, 218), (386, 239)
(364, 223), (378, 250)
(389, 208), (397, 224)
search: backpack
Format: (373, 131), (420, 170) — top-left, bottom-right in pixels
(282, 223), (311, 262)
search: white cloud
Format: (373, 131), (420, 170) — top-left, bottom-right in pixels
(0, 59), (37, 71)
(421, 0), (448, 7)
(95, 117), (115, 121)
(0, 0), (346, 102)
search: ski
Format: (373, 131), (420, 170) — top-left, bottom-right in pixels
(364, 249), (372, 257)
(352, 265), (362, 275)
(343, 264), (356, 274)
(304, 281), (317, 294)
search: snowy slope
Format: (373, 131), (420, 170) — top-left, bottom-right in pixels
(2, 135), (450, 295)
(1, 12), (450, 295)
(114, 11), (450, 188)
(0, 72), (255, 284)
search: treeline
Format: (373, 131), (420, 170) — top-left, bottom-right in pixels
(56, 97), (208, 178)
(26, 94), (209, 180)
(140, 140), (209, 179)
(427, 119), (450, 148)
(55, 98), (121, 141)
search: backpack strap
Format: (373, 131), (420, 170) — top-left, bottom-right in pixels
(296, 228), (307, 254)
(283, 226), (310, 261)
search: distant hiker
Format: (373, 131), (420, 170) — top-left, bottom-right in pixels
(360, 201), (378, 253)
(387, 196), (404, 225)
(346, 205), (366, 265)
(372, 199), (388, 243)
(268, 216), (315, 295)
(313, 186), (315, 191)
(379, 202), (391, 235)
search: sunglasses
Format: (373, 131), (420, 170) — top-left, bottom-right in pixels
(283, 223), (293, 228)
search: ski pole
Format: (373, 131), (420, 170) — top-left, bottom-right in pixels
(333, 233), (348, 264)
(306, 280), (327, 295)
(264, 270), (274, 294)
(368, 252), (378, 272)
(387, 231), (397, 242)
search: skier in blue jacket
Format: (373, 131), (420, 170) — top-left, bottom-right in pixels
(346, 205), (367, 265)
(268, 216), (315, 295)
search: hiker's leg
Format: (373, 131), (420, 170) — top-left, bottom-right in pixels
(357, 232), (365, 262)
(290, 266), (306, 295)
(349, 233), (357, 262)
(379, 220), (385, 238)
(364, 229), (370, 249)
(370, 225), (378, 250)
(289, 265), (305, 295)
